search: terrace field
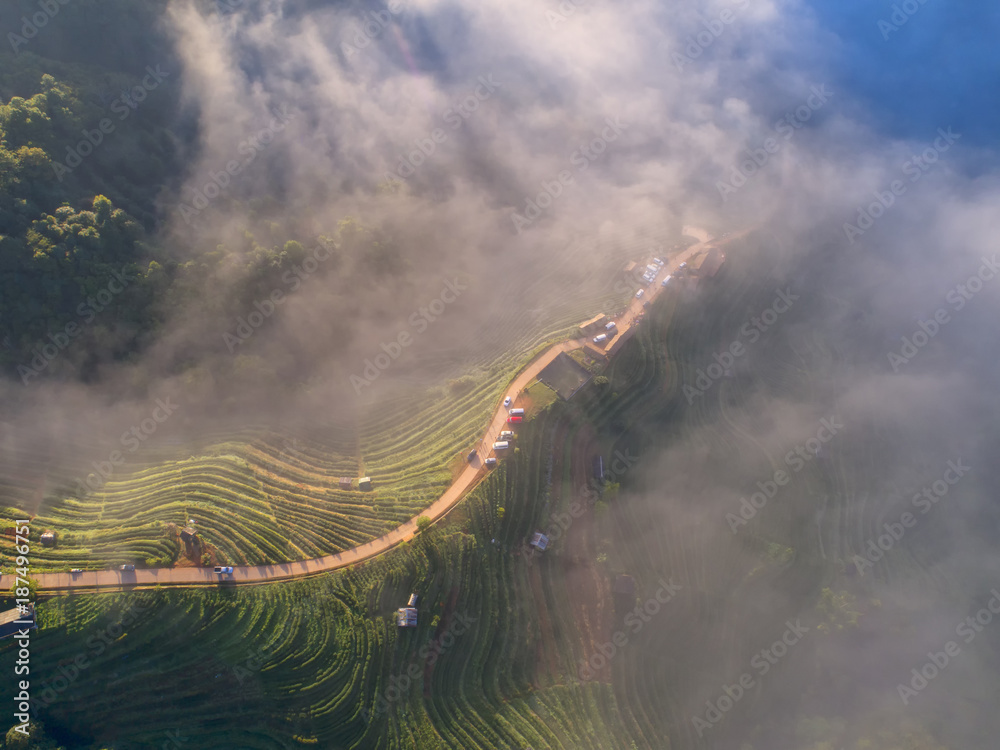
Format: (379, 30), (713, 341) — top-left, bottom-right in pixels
(0, 231), (675, 572)
(4, 235), (983, 749)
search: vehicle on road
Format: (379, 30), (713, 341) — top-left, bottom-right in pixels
(503, 396), (512, 407)
(120, 564), (135, 572)
(467, 449), (477, 462)
(679, 261), (687, 269)
(215, 566), (234, 574)
(507, 415), (523, 424)
(492, 441), (509, 450)
(70, 569), (83, 575)
(635, 289), (644, 299)
(508, 408), (525, 416)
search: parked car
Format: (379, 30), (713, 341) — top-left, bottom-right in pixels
(499, 430), (514, 440)
(635, 289), (644, 299)
(503, 396), (512, 407)
(485, 457), (497, 466)
(120, 564), (135, 572)
(679, 261), (688, 269)
(467, 449), (477, 462)
(605, 321), (617, 331)
(214, 566), (234, 574)
(653, 257), (664, 266)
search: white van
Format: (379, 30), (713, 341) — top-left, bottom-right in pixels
(492, 441), (509, 450)
(593, 334), (607, 343)
(661, 275), (672, 287)
(605, 321), (617, 331)
(635, 289), (644, 299)
(508, 408), (525, 416)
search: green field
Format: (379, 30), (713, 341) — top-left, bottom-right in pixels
(0, 232), (658, 572)
(2, 234), (982, 749)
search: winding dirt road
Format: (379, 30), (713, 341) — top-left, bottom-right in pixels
(26, 231), (718, 593)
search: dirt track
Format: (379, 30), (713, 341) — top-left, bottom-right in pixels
(24, 231), (718, 593)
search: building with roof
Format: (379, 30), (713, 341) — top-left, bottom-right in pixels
(530, 532), (549, 551)
(40, 531), (56, 547)
(339, 477), (353, 490)
(358, 477), (372, 491)
(613, 574), (636, 597)
(578, 313), (608, 337)
(698, 247), (726, 278)
(396, 607), (418, 627)
(180, 526), (197, 544)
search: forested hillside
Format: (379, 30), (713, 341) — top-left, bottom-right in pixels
(0, 0), (183, 379)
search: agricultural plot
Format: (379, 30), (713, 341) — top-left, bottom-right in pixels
(0, 228), (683, 572)
(2, 232), (975, 748)
(2, 405), (641, 749)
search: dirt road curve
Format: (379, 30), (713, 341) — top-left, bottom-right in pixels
(27, 231), (719, 593)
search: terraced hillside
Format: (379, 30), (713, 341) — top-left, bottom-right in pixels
(2, 233), (983, 749)
(0, 229), (680, 572)
(4, 404), (641, 749)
